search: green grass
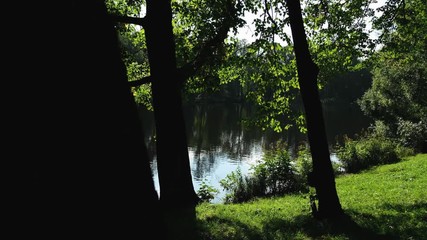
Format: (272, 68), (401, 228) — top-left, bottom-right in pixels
(195, 154), (427, 240)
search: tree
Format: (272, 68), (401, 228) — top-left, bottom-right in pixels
(6, 0), (162, 238)
(106, 0), (378, 221)
(358, 0), (427, 152)
(109, 1), (243, 239)
(107, 0), (245, 107)
(144, 0), (200, 207)
(108, 0), (243, 210)
(286, 0), (343, 219)
(215, 0), (376, 218)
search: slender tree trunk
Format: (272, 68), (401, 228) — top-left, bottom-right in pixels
(286, 0), (344, 219)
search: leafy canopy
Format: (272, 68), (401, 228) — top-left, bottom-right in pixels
(107, 0), (381, 133)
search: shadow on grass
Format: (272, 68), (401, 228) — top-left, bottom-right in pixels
(196, 202), (427, 240)
(162, 206), (199, 240)
(198, 213), (414, 240)
(196, 212), (396, 240)
(196, 216), (265, 240)
(345, 202), (427, 240)
(263, 213), (396, 240)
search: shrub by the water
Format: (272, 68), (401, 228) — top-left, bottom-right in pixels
(197, 180), (219, 203)
(336, 130), (413, 173)
(219, 168), (261, 204)
(220, 141), (306, 204)
(396, 118), (427, 153)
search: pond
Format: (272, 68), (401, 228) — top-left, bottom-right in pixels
(139, 101), (372, 203)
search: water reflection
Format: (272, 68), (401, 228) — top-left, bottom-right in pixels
(138, 102), (371, 203)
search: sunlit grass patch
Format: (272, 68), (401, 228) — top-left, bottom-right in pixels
(196, 154), (427, 240)
(337, 154), (427, 239)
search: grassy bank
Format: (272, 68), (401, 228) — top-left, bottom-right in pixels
(195, 154), (427, 239)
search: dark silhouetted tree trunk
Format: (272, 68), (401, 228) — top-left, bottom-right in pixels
(7, 0), (162, 238)
(144, 0), (199, 206)
(110, 2), (237, 217)
(286, 0), (344, 219)
(144, 0), (198, 239)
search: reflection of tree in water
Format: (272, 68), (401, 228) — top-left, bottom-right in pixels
(139, 101), (366, 186)
(186, 103), (289, 179)
(190, 149), (216, 181)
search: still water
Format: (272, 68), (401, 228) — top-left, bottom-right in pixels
(140, 102), (371, 203)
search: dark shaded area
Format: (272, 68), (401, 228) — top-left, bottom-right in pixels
(144, 0), (200, 208)
(196, 216), (264, 240)
(162, 206), (199, 240)
(196, 212), (399, 240)
(143, 1), (199, 238)
(262, 214), (391, 240)
(320, 68), (372, 106)
(345, 203), (427, 240)
(6, 1), (161, 238)
(314, 213), (397, 240)
(320, 69), (373, 145)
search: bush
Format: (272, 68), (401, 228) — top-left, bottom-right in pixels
(251, 144), (302, 196)
(396, 118), (427, 152)
(294, 144), (313, 187)
(197, 180), (219, 203)
(336, 133), (403, 173)
(219, 141), (304, 204)
(219, 168), (259, 204)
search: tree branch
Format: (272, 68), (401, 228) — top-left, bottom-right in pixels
(264, 0), (278, 33)
(128, 76), (152, 87)
(110, 14), (146, 27)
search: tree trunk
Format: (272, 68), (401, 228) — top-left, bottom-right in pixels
(144, 1), (199, 239)
(7, 0), (162, 238)
(144, 0), (199, 207)
(286, 0), (344, 219)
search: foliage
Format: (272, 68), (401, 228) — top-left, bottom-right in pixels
(106, 0), (247, 109)
(106, 0), (153, 109)
(219, 0), (378, 133)
(173, 0), (246, 98)
(219, 139), (360, 203)
(396, 118), (427, 152)
(358, 0), (427, 153)
(303, 0), (376, 83)
(358, 52), (427, 125)
(373, 0), (427, 55)
(106, 0), (380, 134)
(335, 126), (415, 173)
(251, 141), (303, 195)
(196, 154), (427, 240)
(219, 141), (308, 204)
(219, 167), (262, 204)
(294, 143), (313, 182)
(221, 41), (304, 132)
(197, 180), (219, 203)
(105, 0), (144, 17)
